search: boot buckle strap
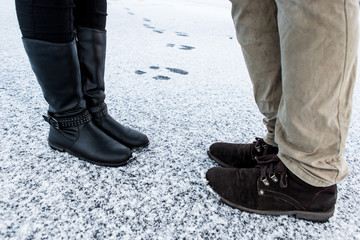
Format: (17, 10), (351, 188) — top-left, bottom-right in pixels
(43, 115), (60, 129)
(92, 103), (108, 119)
(43, 110), (92, 129)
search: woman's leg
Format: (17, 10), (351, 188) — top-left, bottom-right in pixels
(15, 0), (83, 115)
(73, 0), (107, 30)
(15, 0), (74, 43)
(74, 0), (149, 148)
(15, 0), (132, 166)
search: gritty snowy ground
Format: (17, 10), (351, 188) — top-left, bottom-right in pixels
(1, 0), (360, 239)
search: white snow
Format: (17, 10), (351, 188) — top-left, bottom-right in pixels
(1, 0), (360, 239)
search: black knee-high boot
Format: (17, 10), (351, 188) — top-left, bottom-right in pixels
(22, 38), (131, 166)
(76, 27), (149, 148)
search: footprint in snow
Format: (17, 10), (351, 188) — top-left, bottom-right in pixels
(179, 45), (195, 51)
(135, 70), (146, 75)
(175, 32), (189, 37)
(143, 24), (155, 29)
(166, 68), (188, 75)
(153, 75), (171, 80)
(134, 66), (189, 80)
(166, 43), (195, 51)
(124, 7), (134, 15)
(153, 30), (164, 34)
(143, 23), (163, 33)
(142, 18), (164, 33)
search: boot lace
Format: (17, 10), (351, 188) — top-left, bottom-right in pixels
(235, 138), (273, 161)
(256, 154), (288, 188)
(254, 137), (277, 155)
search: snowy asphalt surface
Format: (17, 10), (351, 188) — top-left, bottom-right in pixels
(1, 0), (360, 239)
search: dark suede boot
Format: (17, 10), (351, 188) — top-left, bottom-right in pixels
(76, 27), (149, 149)
(23, 38), (131, 166)
(208, 138), (278, 168)
(206, 155), (337, 222)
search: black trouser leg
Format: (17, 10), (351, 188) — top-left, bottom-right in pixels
(15, 0), (75, 43)
(15, 0), (107, 43)
(73, 0), (107, 30)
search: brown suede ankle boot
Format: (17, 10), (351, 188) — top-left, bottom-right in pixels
(206, 155), (337, 222)
(208, 138), (278, 168)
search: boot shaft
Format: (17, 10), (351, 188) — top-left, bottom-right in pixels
(22, 38), (85, 116)
(76, 27), (107, 108)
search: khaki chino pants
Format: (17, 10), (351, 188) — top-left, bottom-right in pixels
(230, 0), (359, 186)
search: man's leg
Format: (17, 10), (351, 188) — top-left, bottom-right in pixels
(207, 0), (281, 167)
(275, 0), (359, 187)
(205, 0), (358, 222)
(231, 0), (282, 146)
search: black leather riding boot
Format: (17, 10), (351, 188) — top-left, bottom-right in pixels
(76, 27), (149, 148)
(22, 38), (131, 166)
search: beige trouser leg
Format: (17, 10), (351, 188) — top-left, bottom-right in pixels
(231, 0), (358, 186)
(230, 0), (282, 147)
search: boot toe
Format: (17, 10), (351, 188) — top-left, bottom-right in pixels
(102, 143), (132, 166)
(208, 143), (236, 167)
(206, 167), (260, 209)
(206, 167), (222, 184)
(94, 113), (149, 148)
(128, 129), (149, 147)
(206, 167), (238, 198)
(209, 143), (224, 158)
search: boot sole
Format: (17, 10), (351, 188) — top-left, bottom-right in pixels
(220, 196), (334, 222)
(207, 150), (235, 168)
(131, 141), (150, 150)
(48, 142), (130, 167)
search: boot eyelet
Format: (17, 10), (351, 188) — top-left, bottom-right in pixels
(270, 173), (278, 183)
(261, 177), (270, 186)
(259, 190), (264, 195)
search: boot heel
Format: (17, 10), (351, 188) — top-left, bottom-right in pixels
(295, 208), (335, 222)
(49, 142), (65, 152)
